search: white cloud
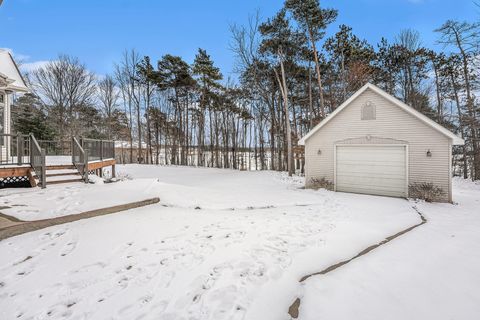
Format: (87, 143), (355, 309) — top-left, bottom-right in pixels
(19, 60), (51, 73)
(0, 47), (29, 62)
(0, 47), (52, 73)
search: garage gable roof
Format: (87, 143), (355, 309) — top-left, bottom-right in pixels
(298, 83), (464, 146)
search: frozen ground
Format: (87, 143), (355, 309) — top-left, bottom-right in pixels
(0, 165), (478, 320)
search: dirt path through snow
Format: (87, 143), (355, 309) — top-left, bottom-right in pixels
(287, 204), (427, 319)
(0, 198), (160, 241)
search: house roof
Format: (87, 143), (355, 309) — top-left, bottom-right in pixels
(298, 83), (464, 146)
(0, 49), (29, 93)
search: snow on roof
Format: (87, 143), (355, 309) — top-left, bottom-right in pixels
(298, 83), (464, 146)
(0, 49), (29, 92)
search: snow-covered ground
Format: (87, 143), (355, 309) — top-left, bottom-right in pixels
(0, 179), (161, 221)
(299, 177), (480, 320)
(0, 165), (478, 320)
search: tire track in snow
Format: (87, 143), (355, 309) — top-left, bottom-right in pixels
(287, 204), (427, 319)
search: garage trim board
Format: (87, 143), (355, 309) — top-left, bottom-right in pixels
(334, 144), (409, 198)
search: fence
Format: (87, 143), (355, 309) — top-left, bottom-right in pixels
(0, 133), (30, 166)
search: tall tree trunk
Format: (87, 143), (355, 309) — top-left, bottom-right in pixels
(308, 63), (314, 129)
(308, 27), (326, 118)
(275, 50), (293, 176)
(431, 57), (443, 123)
(454, 30), (479, 180)
(450, 72), (468, 179)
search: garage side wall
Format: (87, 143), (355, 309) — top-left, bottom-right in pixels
(305, 88), (451, 202)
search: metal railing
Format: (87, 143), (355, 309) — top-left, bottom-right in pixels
(37, 139), (72, 156)
(30, 134), (46, 188)
(0, 133), (30, 166)
(72, 137), (88, 182)
(80, 138), (115, 162)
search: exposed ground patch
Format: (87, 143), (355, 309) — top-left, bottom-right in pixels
(0, 197), (160, 241)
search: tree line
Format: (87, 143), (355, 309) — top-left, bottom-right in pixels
(12, 0), (480, 180)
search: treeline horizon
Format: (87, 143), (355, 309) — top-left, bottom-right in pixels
(11, 0), (480, 179)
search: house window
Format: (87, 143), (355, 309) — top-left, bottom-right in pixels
(0, 94), (4, 104)
(362, 101), (376, 120)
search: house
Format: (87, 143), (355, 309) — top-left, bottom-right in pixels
(0, 49), (29, 159)
(299, 83), (464, 202)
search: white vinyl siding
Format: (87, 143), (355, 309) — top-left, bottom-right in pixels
(335, 145), (407, 198)
(304, 88), (451, 202)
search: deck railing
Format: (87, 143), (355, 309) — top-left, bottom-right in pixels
(1, 134), (114, 187)
(37, 139), (72, 156)
(72, 137), (88, 182)
(0, 133), (30, 166)
(80, 138), (115, 162)
(30, 134), (46, 188)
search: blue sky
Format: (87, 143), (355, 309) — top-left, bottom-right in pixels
(0, 0), (477, 79)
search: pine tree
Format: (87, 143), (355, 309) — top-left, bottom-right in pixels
(12, 93), (55, 140)
(436, 20), (480, 180)
(285, 0), (337, 118)
(192, 49), (222, 166)
(259, 9), (306, 176)
(136, 56), (156, 163)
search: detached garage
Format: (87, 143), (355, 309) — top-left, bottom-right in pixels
(299, 83), (464, 202)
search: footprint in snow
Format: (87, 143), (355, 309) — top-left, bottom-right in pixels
(60, 241), (77, 257)
(13, 255), (33, 266)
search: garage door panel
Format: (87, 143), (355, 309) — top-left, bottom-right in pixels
(337, 157), (405, 167)
(336, 163), (405, 173)
(336, 177), (405, 189)
(336, 175), (406, 184)
(336, 145), (407, 198)
(336, 185), (407, 198)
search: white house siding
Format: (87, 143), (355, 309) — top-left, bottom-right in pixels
(0, 90), (7, 160)
(0, 92), (11, 159)
(305, 88), (452, 202)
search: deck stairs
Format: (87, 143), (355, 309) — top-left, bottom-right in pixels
(41, 164), (84, 186)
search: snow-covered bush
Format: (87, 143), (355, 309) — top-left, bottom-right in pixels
(308, 177), (334, 191)
(114, 171), (133, 181)
(409, 182), (444, 202)
(88, 174), (104, 184)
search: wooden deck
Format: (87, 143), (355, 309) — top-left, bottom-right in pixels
(0, 158), (116, 188)
(1, 136), (116, 189)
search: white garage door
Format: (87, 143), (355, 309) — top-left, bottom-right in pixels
(335, 145), (407, 198)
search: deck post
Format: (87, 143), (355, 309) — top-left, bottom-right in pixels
(100, 140), (104, 161)
(71, 137), (74, 164)
(84, 149), (89, 183)
(17, 133), (23, 166)
(112, 164), (116, 178)
(40, 148), (46, 189)
(29, 133), (34, 166)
